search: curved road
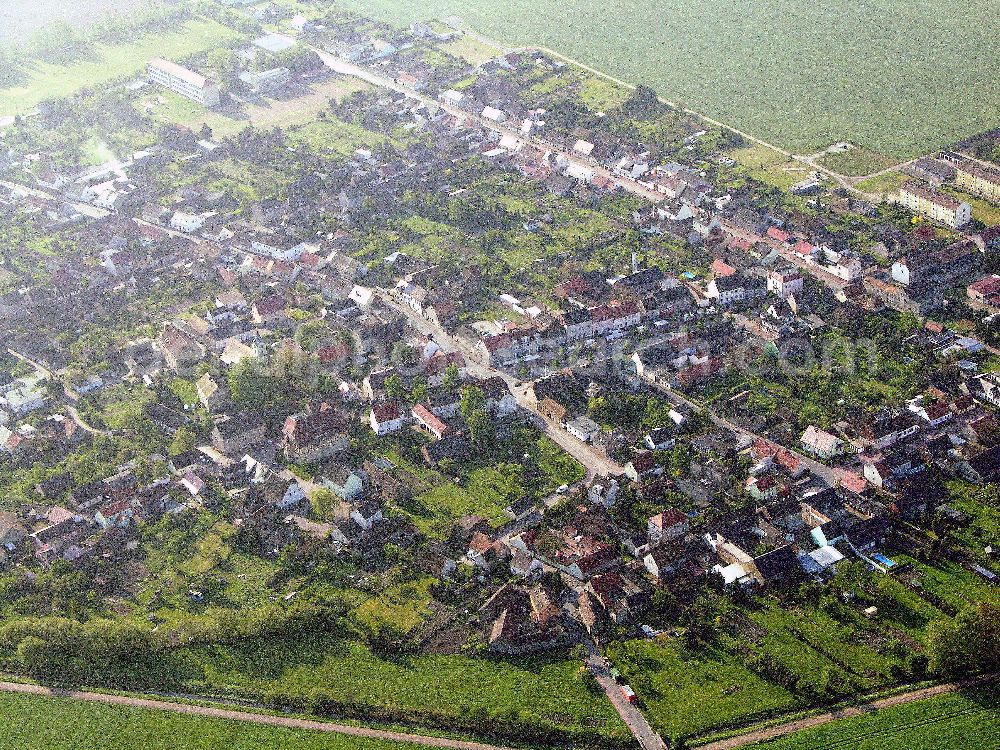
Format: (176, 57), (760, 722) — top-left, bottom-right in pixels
(0, 681), (520, 750)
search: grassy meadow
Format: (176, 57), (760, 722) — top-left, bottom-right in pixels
(0, 690), (425, 750)
(741, 685), (1000, 750)
(338, 0), (1000, 158)
(178, 634), (631, 741)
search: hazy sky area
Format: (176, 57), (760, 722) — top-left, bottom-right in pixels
(0, 0), (145, 42)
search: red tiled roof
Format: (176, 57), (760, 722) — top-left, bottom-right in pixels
(412, 403), (449, 435)
(650, 507), (687, 529)
(792, 240), (815, 256)
(371, 401), (402, 422)
(253, 294), (285, 317)
(767, 227), (791, 243)
(711, 258), (737, 277)
(317, 342), (350, 363)
(835, 469), (868, 495)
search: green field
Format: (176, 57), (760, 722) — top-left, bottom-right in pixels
(138, 77), (370, 140)
(0, 691), (422, 750)
(855, 171), (908, 198)
(817, 148), (897, 177)
(728, 145), (809, 190)
(606, 639), (799, 739)
(0, 18), (240, 116)
(181, 634), (630, 741)
(339, 0), (1000, 158)
(742, 685), (1000, 750)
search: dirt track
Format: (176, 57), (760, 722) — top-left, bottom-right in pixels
(697, 674), (998, 750)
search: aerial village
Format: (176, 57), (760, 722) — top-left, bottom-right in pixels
(0, 2), (998, 747)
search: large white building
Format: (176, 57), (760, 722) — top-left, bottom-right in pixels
(147, 58), (220, 106)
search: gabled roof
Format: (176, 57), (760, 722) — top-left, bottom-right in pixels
(649, 507), (687, 530)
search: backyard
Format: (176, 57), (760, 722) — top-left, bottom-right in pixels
(181, 634), (631, 742)
(136, 76), (371, 140)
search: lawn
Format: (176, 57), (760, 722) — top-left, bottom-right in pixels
(741, 685), (1000, 750)
(745, 604), (904, 686)
(386, 431), (582, 538)
(855, 170), (908, 198)
(535, 435), (586, 487)
(942, 187), (1000, 227)
(288, 116), (387, 156)
(0, 691), (423, 750)
(728, 146), (810, 191)
(439, 35), (503, 66)
(137, 76), (370, 140)
(353, 576), (435, 636)
(578, 76), (630, 112)
(404, 481), (510, 538)
(818, 148), (897, 177)
(337, 0), (1000, 158)
(606, 638), (799, 740)
(890, 554), (1000, 613)
(0, 18), (240, 116)
(182, 634), (630, 741)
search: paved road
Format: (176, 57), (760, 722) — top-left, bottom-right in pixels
(698, 673), (999, 750)
(0, 681), (521, 750)
(375, 290), (624, 481)
(1, 180), (203, 244)
(6, 347), (53, 380)
(650, 382), (840, 486)
(1, 180), (110, 220)
(314, 48), (667, 205)
(582, 638), (667, 750)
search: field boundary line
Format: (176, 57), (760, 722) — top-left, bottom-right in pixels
(445, 18), (926, 193)
(0, 680), (522, 750)
(693, 673), (998, 750)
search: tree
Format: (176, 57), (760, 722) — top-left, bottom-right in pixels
(168, 426), (198, 456)
(309, 488), (337, 519)
(928, 601), (1000, 677)
(410, 376), (428, 404)
(442, 363), (460, 391)
(460, 386), (493, 445)
(228, 358), (281, 409)
(620, 84), (661, 119)
(385, 373), (406, 400)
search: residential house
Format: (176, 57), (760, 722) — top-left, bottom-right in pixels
(896, 181), (971, 228)
(211, 414), (267, 455)
(369, 401), (407, 435)
(282, 402), (350, 462)
(159, 323), (204, 376)
(647, 507), (689, 545)
(800, 425), (844, 459)
(412, 403), (450, 440)
(566, 415), (600, 443)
